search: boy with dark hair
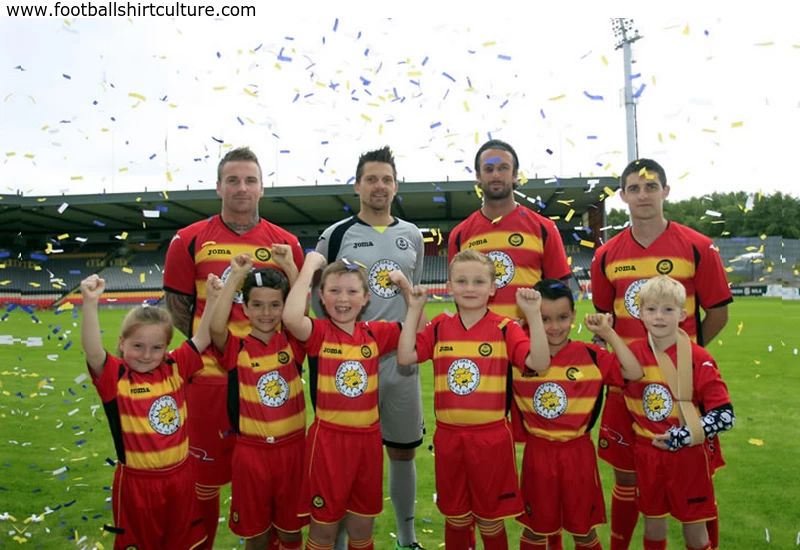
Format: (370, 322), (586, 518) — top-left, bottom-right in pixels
(513, 279), (643, 550)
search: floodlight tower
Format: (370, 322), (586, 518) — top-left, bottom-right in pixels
(612, 18), (642, 163)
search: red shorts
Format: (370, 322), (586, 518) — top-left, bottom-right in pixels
(301, 419), (383, 523)
(229, 433), (309, 537)
(187, 381), (236, 487)
(517, 434), (606, 536)
(434, 419), (523, 521)
(597, 389), (635, 472)
(109, 458), (206, 550)
(707, 437), (725, 475)
(633, 438), (717, 523)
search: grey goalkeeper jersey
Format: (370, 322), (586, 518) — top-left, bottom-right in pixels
(311, 216), (424, 323)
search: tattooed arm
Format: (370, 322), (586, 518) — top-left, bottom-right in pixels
(165, 290), (195, 337)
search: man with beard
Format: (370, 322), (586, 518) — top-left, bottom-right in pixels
(312, 146), (426, 550)
(447, 139), (571, 550)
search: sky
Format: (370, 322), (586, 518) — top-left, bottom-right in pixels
(1, 11), (798, 215)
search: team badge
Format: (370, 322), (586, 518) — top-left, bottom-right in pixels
(220, 265), (245, 304)
(254, 247), (272, 262)
(124, 546), (139, 550)
(257, 371), (290, 407)
(623, 278), (649, 319)
(232, 511), (239, 523)
(335, 361), (368, 398)
(277, 351), (290, 364)
(566, 367), (581, 381)
(643, 384), (673, 422)
(525, 503), (532, 516)
(598, 438), (609, 449)
(395, 237), (409, 250)
(508, 233), (524, 247)
(486, 250), (515, 288)
(312, 495), (325, 509)
(369, 259), (402, 299)
(148, 396), (181, 435)
(447, 359), (481, 395)
(478, 343), (493, 357)
(361, 345), (373, 358)
(533, 382), (568, 419)
(656, 259), (674, 275)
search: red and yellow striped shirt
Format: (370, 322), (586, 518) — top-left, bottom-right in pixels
(416, 311), (530, 426)
(624, 340), (730, 440)
(216, 330), (306, 442)
(513, 341), (623, 441)
(91, 341), (204, 470)
(163, 215), (304, 382)
(304, 319), (401, 428)
(448, 206), (571, 319)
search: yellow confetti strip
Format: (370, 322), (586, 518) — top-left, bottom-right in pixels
(669, 133), (677, 140)
(737, 322), (744, 336)
(463, 100), (470, 112)
(5, 152), (16, 157)
(213, 86), (227, 91)
(120, 232), (128, 240)
(748, 438), (764, 446)
(128, 92), (147, 101)
(29, 282), (41, 288)
(679, 172), (690, 180)
(70, 176), (84, 180)
(432, 295), (443, 300)
(565, 209), (575, 222)
(754, 42), (774, 47)
(601, 55), (608, 66)
(140, 273), (146, 283)
(473, 184), (483, 198)
(731, 121), (744, 128)
(483, 41), (496, 47)
(548, 94), (566, 101)
(122, 267), (133, 274)
(378, 123), (383, 135)
(243, 88), (257, 97)
(162, 191), (169, 199)
(604, 186), (615, 197)
(491, 216), (503, 224)
(57, 302), (75, 311)
(683, 24), (690, 35)
(361, 114), (372, 122)
(166, 171), (173, 182)
(118, 167), (128, 172)
(579, 239), (595, 248)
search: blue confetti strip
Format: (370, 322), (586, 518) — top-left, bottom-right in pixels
(364, 48), (370, 56)
(442, 72), (456, 82)
(583, 91), (604, 101)
(63, 73), (71, 79)
(430, 122), (441, 129)
(93, 220), (106, 226)
(30, 253), (48, 261)
(587, 135), (598, 139)
(360, 76), (371, 86)
(149, 153), (157, 160)
(432, 196), (446, 203)
(237, 116), (244, 126)
(485, 157), (501, 164)
(422, 56), (429, 66)
(177, 125), (189, 129)
(155, 205), (168, 212)
(333, 18), (339, 32)
(0, 251), (10, 258)
(346, 177), (355, 185)
(546, 149), (554, 155)
(497, 54), (511, 61)
(280, 150), (290, 154)
(500, 99), (508, 108)
(629, 72), (641, 80)
(633, 83), (646, 99)
(211, 136), (224, 144)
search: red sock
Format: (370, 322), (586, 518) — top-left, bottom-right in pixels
(576, 533), (603, 549)
(520, 533), (547, 549)
(196, 486), (220, 549)
(469, 520), (477, 549)
(643, 538), (667, 550)
(706, 518), (719, 550)
(446, 518), (474, 550)
(268, 531), (281, 549)
(279, 539), (303, 550)
(478, 521), (508, 550)
(547, 531), (564, 550)
(305, 539), (333, 550)
(610, 484), (638, 550)
(348, 537), (373, 550)
(687, 542), (711, 550)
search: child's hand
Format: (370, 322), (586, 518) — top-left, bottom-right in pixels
(305, 251), (327, 271)
(516, 288), (542, 315)
(652, 426), (692, 452)
(584, 313), (614, 339)
(230, 254), (254, 280)
(388, 270), (411, 293)
(206, 274), (223, 301)
(407, 285), (428, 308)
(80, 275), (105, 301)
(272, 244), (294, 272)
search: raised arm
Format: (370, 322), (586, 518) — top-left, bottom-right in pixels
(397, 285), (427, 366)
(209, 254), (253, 352)
(516, 288), (550, 372)
(165, 291), (194, 337)
(283, 251), (326, 342)
(191, 274), (222, 354)
(272, 243), (300, 286)
(584, 313), (643, 380)
(79, 275), (107, 377)
(388, 269), (428, 331)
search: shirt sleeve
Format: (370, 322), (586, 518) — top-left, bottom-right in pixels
(693, 236), (734, 310)
(90, 352), (121, 403)
(587, 343), (625, 388)
(311, 228), (333, 319)
(170, 340), (205, 379)
(303, 318), (327, 356)
(414, 318), (438, 364)
(163, 230), (197, 296)
(447, 227), (460, 263)
(692, 347), (731, 411)
(288, 233), (305, 275)
(215, 333), (243, 372)
(412, 228), (425, 286)
(590, 247), (615, 313)
(504, 320), (532, 368)
(367, 321), (402, 355)
(541, 220), (572, 280)
(287, 332), (307, 368)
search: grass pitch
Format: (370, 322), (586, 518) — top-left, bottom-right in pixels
(0, 298), (796, 549)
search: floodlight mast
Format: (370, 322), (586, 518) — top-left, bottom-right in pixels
(612, 18), (642, 164)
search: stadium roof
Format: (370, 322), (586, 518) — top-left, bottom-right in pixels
(3, 176), (618, 237)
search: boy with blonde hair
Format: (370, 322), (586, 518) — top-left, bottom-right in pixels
(623, 276), (735, 550)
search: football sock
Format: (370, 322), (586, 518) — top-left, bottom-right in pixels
(196, 484), (221, 550)
(547, 531), (564, 550)
(687, 542), (712, 550)
(279, 540), (303, 550)
(643, 538), (667, 550)
(305, 539), (333, 550)
(610, 484), (638, 550)
(478, 520), (508, 550)
(706, 518), (719, 550)
(445, 516), (474, 550)
(575, 533), (603, 549)
(520, 532), (547, 549)
(389, 458), (418, 547)
(348, 537), (374, 550)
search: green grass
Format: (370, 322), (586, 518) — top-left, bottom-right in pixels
(0, 298), (797, 549)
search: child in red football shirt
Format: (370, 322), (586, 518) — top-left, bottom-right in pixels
(397, 249), (551, 550)
(282, 252), (410, 550)
(624, 276), (735, 550)
(80, 273), (218, 550)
